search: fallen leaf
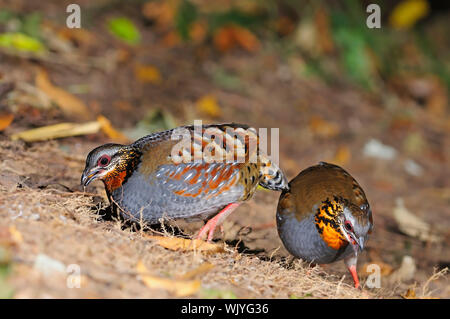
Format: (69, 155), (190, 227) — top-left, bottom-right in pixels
(0, 113), (13, 131)
(134, 64), (162, 84)
(8, 226), (22, 244)
(107, 17), (141, 45)
(35, 69), (91, 120)
(331, 145), (351, 166)
(232, 25), (260, 53)
(11, 121), (101, 142)
(189, 20), (207, 44)
(213, 24), (260, 53)
(196, 94), (222, 118)
(402, 288), (417, 299)
(308, 116), (340, 138)
(58, 28), (96, 48)
(142, 1), (175, 30)
(136, 261), (200, 297)
(97, 115), (130, 143)
(393, 198), (442, 243)
(390, 0), (429, 29)
(213, 27), (234, 52)
(146, 235), (225, 254)
(0, 227), (15, 248)
(178, 262), (215, 280)
(0, 32), (44, 52)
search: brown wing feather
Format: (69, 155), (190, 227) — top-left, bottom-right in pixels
(278, 162), (369, 222)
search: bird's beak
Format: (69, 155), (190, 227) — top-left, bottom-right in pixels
(349, 235), (364, 255)
(357, 237), (365, 251)
(81, 168), (101, 186)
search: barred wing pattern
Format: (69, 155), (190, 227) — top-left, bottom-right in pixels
(112, 123), (287, 223)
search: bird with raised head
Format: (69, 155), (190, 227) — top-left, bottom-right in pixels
(276, 162), (373, 288)
(82, 123), (289, 241)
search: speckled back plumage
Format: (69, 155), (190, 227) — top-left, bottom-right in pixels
(89, 123), (289, 223)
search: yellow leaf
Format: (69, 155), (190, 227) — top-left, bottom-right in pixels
(331, 145), (351, 166)
(390, 0), (430, 29)
(178, 262), (215, 280)
(196, 94), (222, 118)
(35, 69), (91, 120)
(142, 1), (175, 30)
(189, 20), (208, 44)
(9, 226), (23, 244)
(134, 64), (162, 84)
(308, 116), (340, 138)
(136, 261), (200, 297)
(97, 115), (130, 143)
(146, 235), (225, 254)
(0, 113), (14, 131)
(11, 121), (101, 142)
(402, 288), (417, 299)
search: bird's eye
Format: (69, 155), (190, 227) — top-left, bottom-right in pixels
(98, 155), (110, 167)
(344, 220), (353, 231)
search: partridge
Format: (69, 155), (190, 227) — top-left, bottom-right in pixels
(82, 123), (289, 241)
(276, 162), (373, 288)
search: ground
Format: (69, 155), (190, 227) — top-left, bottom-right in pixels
(0, 0), (449, 299)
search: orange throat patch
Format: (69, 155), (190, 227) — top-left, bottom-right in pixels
(315, 199), (347, 250)
(101, 148), (141, 193)
(103, 170), (127, 193)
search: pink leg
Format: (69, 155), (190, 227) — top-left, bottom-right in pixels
(345, 254), (360, 289)
(348, 265), (360, 289)
(197, 203), (240, 241)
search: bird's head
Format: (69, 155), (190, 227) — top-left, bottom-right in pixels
(81, 144), (141, 192)
(315, 196), (372, 255)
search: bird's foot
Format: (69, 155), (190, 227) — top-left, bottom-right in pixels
(197, 217), (218, 242)
(196, 203), (240, 242)
(348, 264), (360, 289)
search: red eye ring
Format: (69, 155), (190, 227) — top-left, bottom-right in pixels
(344, 220), (353, 232)
(98, 155), (111, 167)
